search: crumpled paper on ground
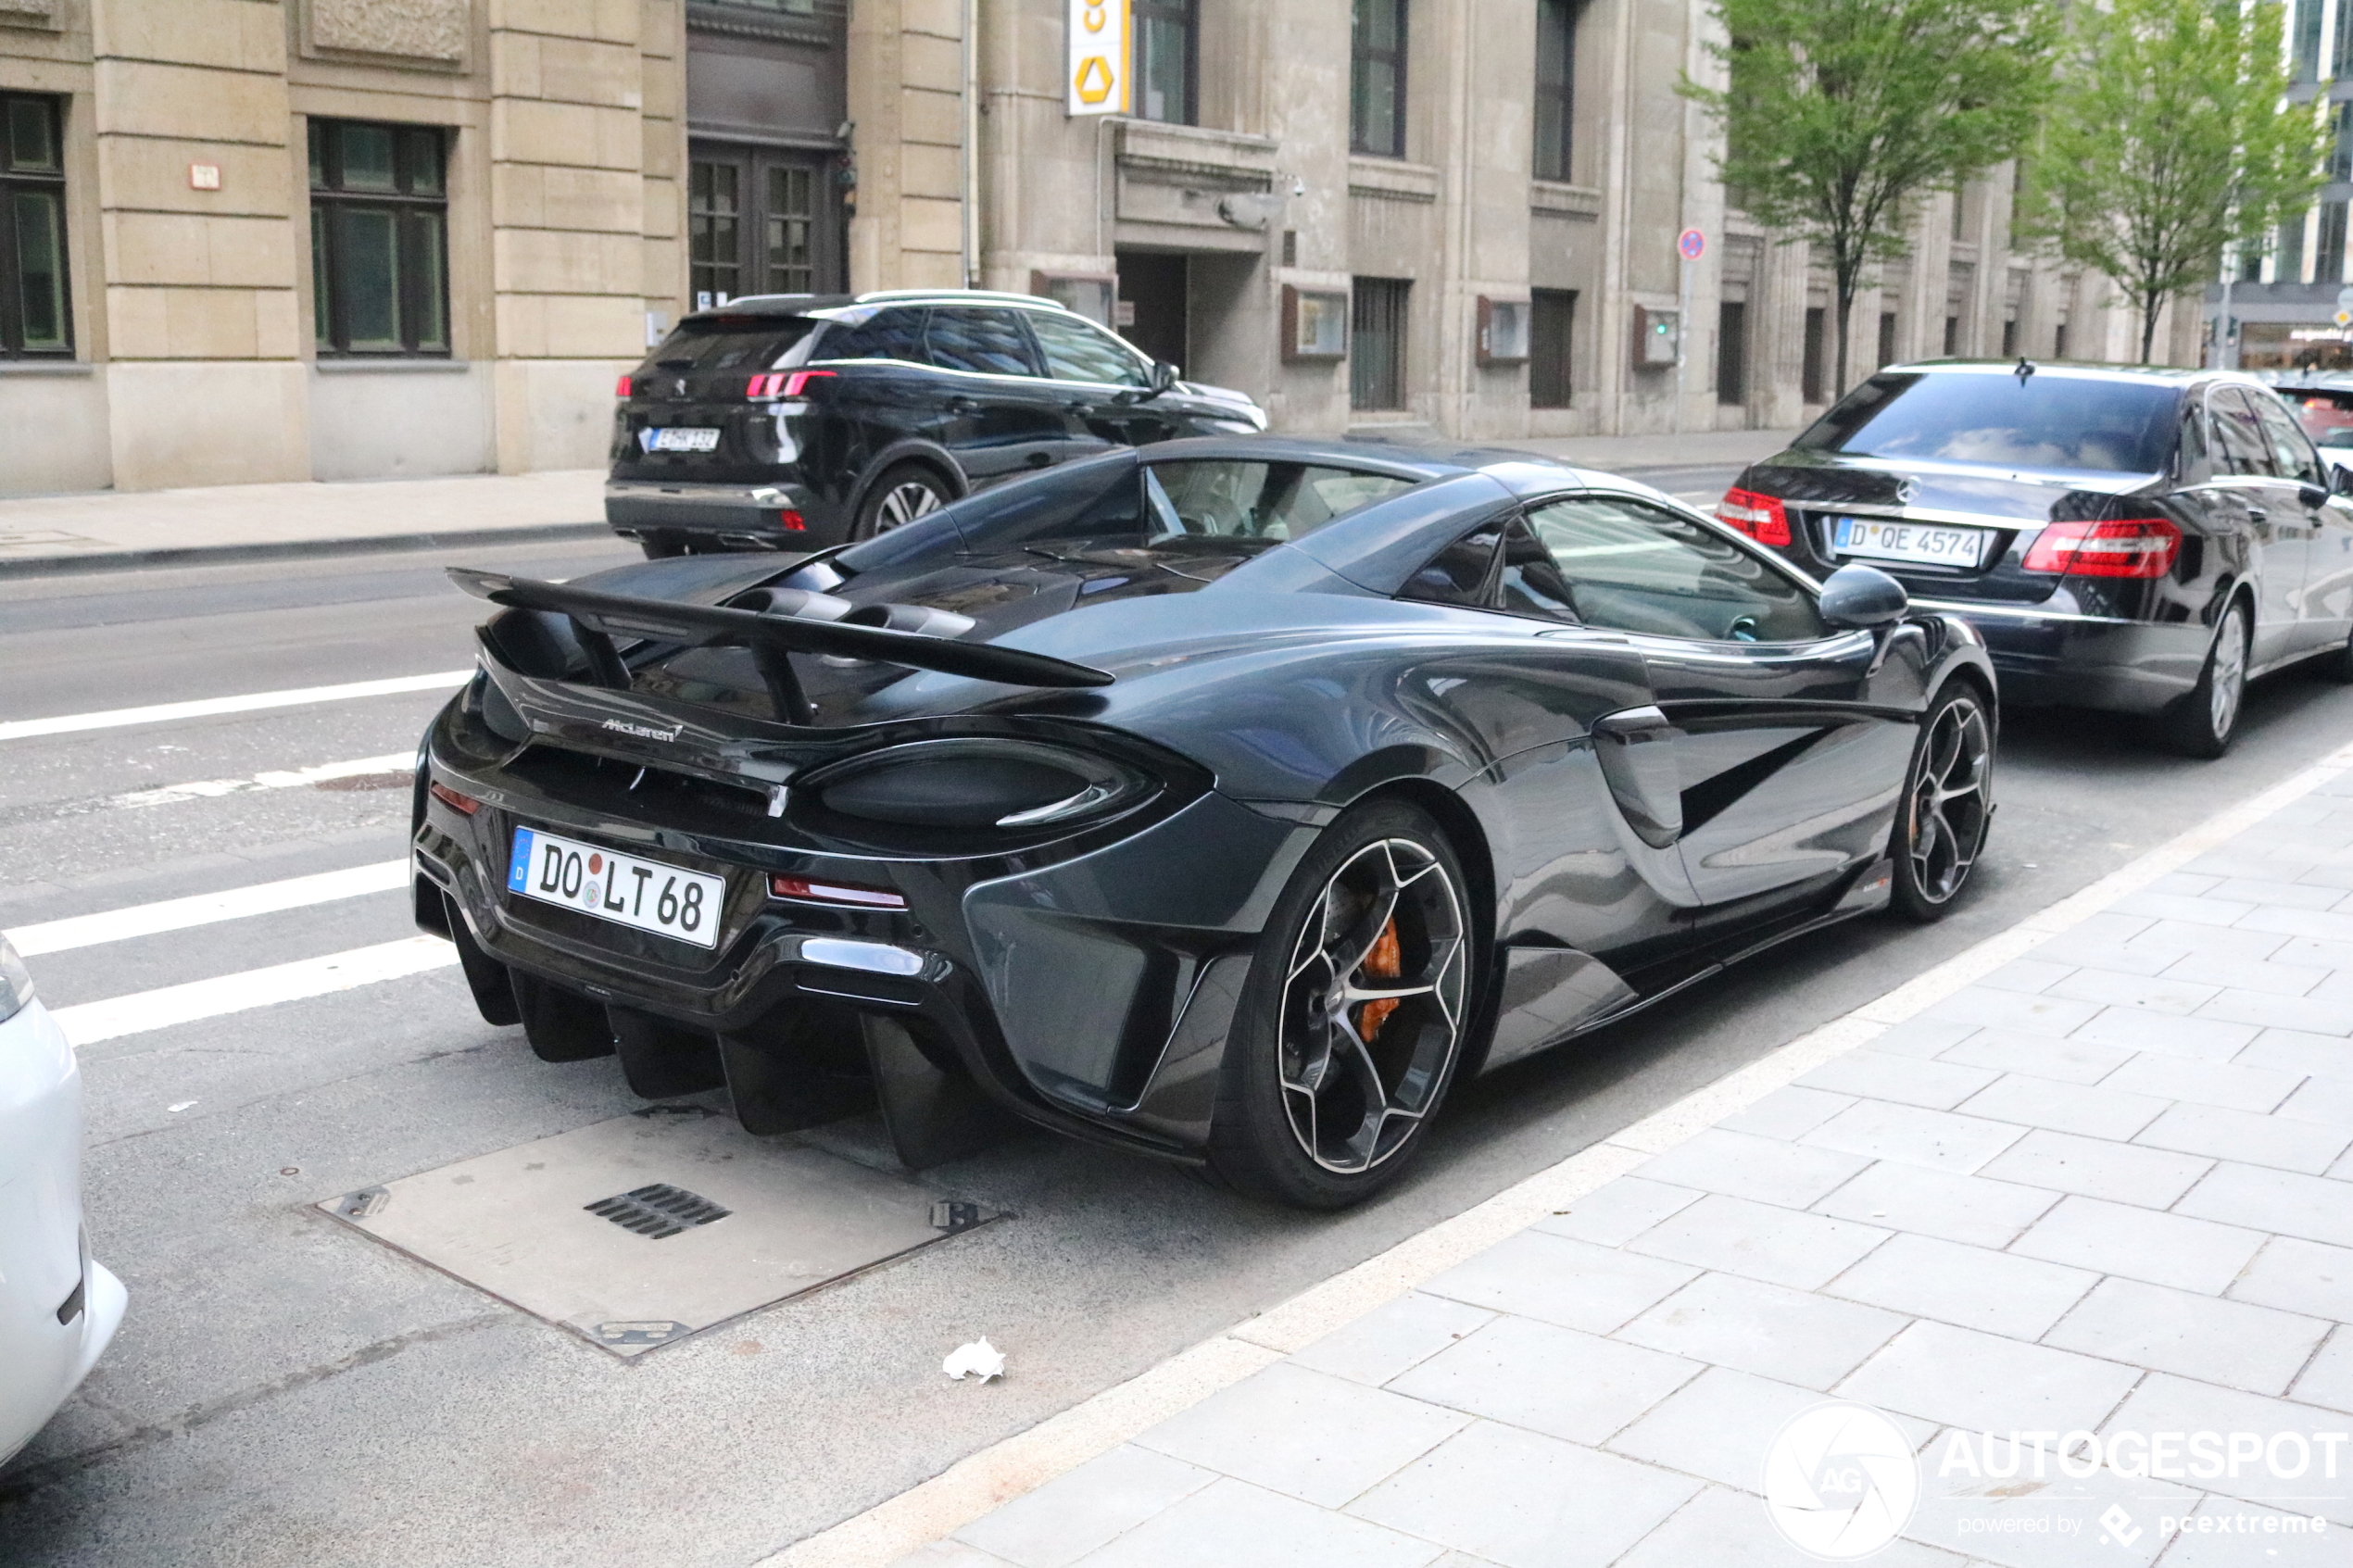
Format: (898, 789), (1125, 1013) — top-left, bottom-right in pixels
(942, 1336), (1006, 1382)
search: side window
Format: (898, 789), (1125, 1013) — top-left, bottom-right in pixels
(1495, 515), (1579, 621)
(1401, 520), (1504, 606)
(2176, 399), (2210, 481)
(923, 307), (1039, 377)
(820, 307), (927, 363)
(1523, 494), (1825, 643)
(2210, 387), (2278, 478)
(1, 93), (70, 357)
(2254, 391), (2328, 486)
(1026, 311), (1152, 387)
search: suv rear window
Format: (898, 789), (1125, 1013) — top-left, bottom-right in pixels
(1796, 372), (2181, 474)
(645, 315), (823, 374)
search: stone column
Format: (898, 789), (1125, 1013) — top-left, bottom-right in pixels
(487, 0), (647, 473)
(94, 0), (308, 489)
(847, 0), (965, 292)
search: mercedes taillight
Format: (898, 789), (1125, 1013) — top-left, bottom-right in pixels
(2021, 519), (2182, 580)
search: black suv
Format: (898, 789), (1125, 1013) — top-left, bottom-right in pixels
(606, 289), (1268, 556)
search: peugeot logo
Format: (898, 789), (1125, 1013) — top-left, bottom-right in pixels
(1895, 479), (1920, 506)
(673, 379), (687, 397)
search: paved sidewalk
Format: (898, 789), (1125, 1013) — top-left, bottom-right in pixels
(878, 766), (2353, 1568)
(0, 468), (605, 576)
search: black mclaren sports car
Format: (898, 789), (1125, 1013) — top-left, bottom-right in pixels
(412, 437), (1998, 1209)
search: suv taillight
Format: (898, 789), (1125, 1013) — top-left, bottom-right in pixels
(2021, 519), (2182, 579)
(615, 374), (634, 398)
(1718, 487), (1793, 546)
(749, 370), (835, 399)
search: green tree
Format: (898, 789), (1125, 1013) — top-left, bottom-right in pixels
(2021, 0), (2326, 365)
(1684, 0), (2057, 395)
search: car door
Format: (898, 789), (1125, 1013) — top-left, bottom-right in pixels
(2253, 387), (2344, 656)
(1516, 492), (1920, 912)
(1021, 309), (1183, 457)
(918, 306), (1069, 486)
(2208, 385), (2305, 669)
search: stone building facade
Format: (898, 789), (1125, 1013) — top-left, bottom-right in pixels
(0, 0), (2194, 498)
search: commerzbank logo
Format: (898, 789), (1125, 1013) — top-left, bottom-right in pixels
(1764, 1403), (1920, 1560)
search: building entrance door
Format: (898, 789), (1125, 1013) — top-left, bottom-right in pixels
(688, 144), (842, 309)
(1116, 251), (1189, 370)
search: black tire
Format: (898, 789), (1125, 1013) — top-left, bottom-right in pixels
(2161, 598), (2251, 759)
(2315, 628), (2353, 684)
(1206, 799), (1479, 1210)
(853, 464), (954, 541)
(1890, 682), (1994, 923)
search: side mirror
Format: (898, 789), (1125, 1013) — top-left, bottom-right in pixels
(2333, 460), (2353, 497)
(1819, 563), (1910, 630)
(1149, 359), (1179, 395)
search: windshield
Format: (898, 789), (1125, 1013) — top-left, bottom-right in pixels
(832, 454), (1425, 573)
(1795, 372), (2181, 474)
(644, 316), (824, 374)
(2284, 390), (2353, 449)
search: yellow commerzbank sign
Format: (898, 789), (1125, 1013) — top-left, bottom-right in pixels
(1067, 0), (1131, 117)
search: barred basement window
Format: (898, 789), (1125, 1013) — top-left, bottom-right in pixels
(0, 94), (70, 358)
(309, 119), (450, 357)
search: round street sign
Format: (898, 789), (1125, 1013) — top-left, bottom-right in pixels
(2336, 309), (2352, 329)
(1678, 228), (1707, 261)
(2335, 283), (2353, 309)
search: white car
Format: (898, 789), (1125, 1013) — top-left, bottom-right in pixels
(0, 933), (124, 1467)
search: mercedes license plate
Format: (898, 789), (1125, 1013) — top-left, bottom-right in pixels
(508, 826), (724, 948)
(647, 427), (721, 454)
(1832, 517), (1990, 568)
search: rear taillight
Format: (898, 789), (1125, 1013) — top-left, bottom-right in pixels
(615, 374), (633, 398)
(2021, 519), (2182, 580)
(778, 510), (807, 532)
(1718, 487), (1793, 546)
(770, 874), (907, 910)
(429, 782), (480, 815)
(749, 370), (834, 399)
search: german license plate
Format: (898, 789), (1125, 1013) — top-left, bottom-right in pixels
(507, 826), (724, 948)
(646, 428), (721, 453)
(1832, 517), (1990, 568)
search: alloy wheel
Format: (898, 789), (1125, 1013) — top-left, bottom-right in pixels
(1905, 696), (1993, 906)
(2209, 605), (2249, 741)
(875, 481), (944, 532)
(1277, 839), (1468, 1174)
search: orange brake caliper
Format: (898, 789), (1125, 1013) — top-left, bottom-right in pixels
(1357, 919), (1403, 1042)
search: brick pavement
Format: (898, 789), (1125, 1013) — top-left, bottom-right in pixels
(880, 771), (2353, 1568)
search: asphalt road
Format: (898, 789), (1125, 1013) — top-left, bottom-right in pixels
(6, 505), (2353, 1568)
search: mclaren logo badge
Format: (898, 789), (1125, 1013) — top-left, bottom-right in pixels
(602, 718), (684, 743)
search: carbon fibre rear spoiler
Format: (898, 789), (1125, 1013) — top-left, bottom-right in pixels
(448, 568), (1113, 724)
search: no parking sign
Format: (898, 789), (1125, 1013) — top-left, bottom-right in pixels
(1679, 228), (1707, 261)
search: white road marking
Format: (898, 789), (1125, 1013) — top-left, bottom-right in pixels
(10, 860), (409, 957)
(110, 753), (414, 810)
(0, 671), (472, 743)
(51, 935), (458, 1049)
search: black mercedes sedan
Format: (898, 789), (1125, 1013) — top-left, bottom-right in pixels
(1720, 363), (2353, 756)
(604, 290), (1266, 558)
(416, 436), (1995, 1210)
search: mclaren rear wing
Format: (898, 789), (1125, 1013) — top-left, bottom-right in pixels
(449, 568), (1113, 725)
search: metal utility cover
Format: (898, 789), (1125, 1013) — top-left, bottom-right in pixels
(321, 1110), (986, 1356)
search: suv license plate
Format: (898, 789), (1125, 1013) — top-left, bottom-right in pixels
(508, 826), (724, 948)
(1832, 517), (1990, 568)
(647, 428), (721, 453)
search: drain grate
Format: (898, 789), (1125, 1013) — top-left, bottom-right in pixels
(584, 1183), (732, 1239)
